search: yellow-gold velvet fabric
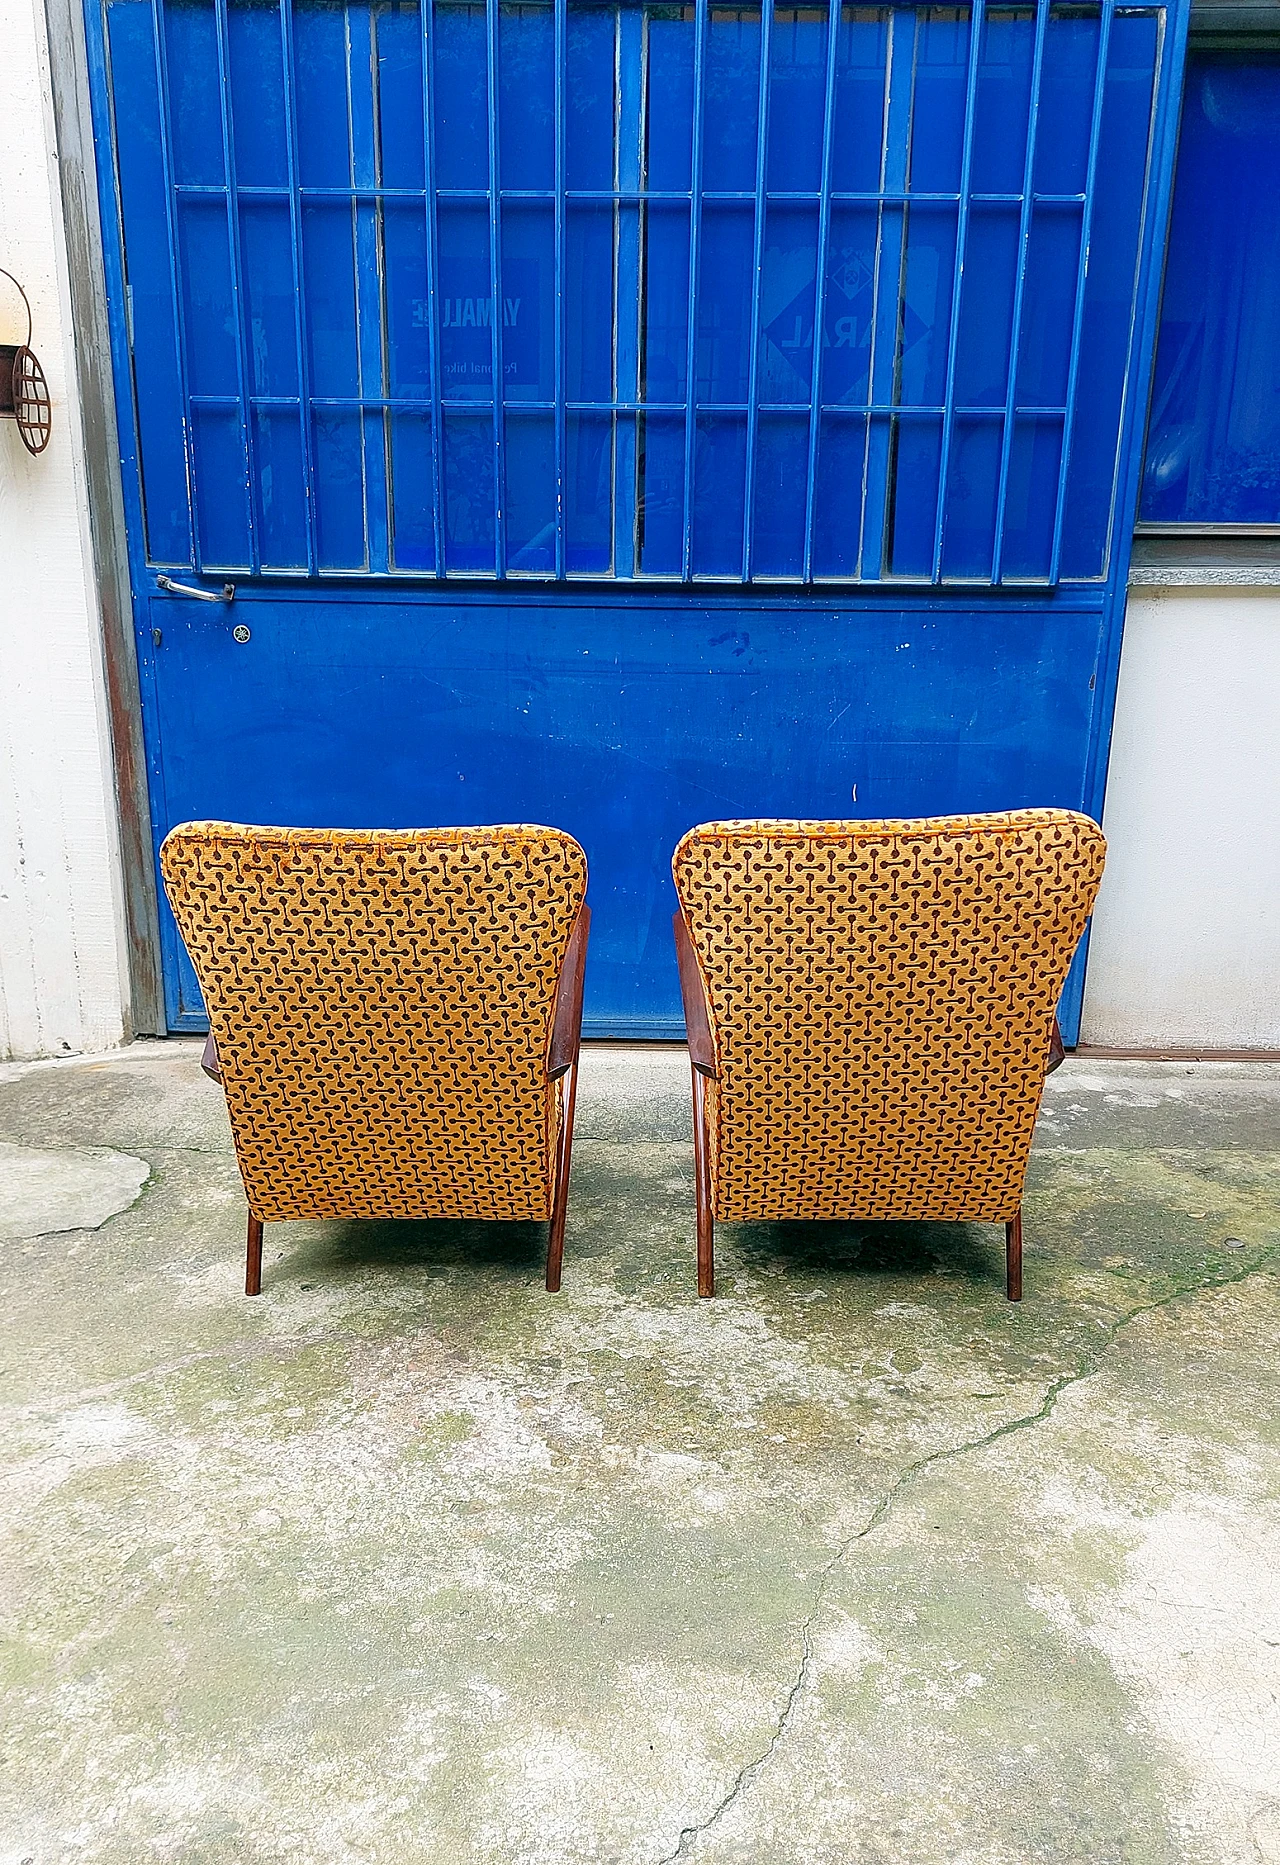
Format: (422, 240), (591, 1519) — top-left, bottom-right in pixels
(672, 809), (1106, 1224)
(160, 822), (587, 1223)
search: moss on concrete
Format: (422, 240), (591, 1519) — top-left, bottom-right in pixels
(0, 1046), (1277, 1863)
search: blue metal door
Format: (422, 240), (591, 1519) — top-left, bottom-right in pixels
(85, 0), (1188, 1037)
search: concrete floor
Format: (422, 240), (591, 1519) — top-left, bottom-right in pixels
(1, 1042), (1278, 1865)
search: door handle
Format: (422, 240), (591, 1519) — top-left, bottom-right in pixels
(155, 575), (236, 603)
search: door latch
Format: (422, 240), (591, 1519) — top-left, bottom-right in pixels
(155, 575), (236, 603)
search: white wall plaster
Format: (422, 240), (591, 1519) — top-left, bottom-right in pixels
(1083, 587), (1280, 1050)
(0, 0), (130, 1058)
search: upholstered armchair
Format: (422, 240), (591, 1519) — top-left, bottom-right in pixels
(161, 822), (589, 1295)
(672, 809), (1106, 1301)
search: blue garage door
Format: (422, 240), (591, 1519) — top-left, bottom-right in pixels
(86, 0), (1188, 1035)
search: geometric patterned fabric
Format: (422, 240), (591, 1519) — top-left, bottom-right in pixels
(160, 823), (587, 1223)
(672, 810), (1106, 1224)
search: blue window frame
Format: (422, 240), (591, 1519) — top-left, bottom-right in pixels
(1140, 47), (1280, 528)
(104, 0), (1168, 585)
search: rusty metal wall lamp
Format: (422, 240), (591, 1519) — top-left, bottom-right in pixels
(0, 270), (52, 455)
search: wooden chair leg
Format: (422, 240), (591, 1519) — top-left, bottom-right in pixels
(1006, 1209), (1023, 1302)
(546, 1059), (579, 1293)
(692, 1066), (714, 1298)
(246, 1213), (264, 1297)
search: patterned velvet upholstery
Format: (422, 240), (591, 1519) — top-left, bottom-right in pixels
(160, 823), (588, 1224)
(672, 810), (1106, 1225)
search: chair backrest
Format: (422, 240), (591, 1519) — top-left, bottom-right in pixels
(672, 810), (1106, 1224)
(161, 823), (587, 1223)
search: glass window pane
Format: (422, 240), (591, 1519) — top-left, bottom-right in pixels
(437, 203), (496, 402)
(1140, 51), (1280, 527)
(313, 408), (367, 568)
(641, 203), (691, 405)
(376, 5), (427, 192)
(953, 207), (1018, 408)
(759, 203), (819, 406)
(831, 9), (890, 194)
(888, 414), (942, 576)
(567, 412), (613, 572)
(435, 2), (490, 189)
(703, 7), (761, 194)
(812, 410), (866, 578)
(302, 203), (359, 398)
(692, 413), (746, 575)
(638, 412), (685, 573)
(566, 5), (616, 189)
(505, 412), (557, 571)
(646, 7), (694, 191)
(166, 0), (223, 185)
(970, 7), (1033, 197)
(179, 199), (238, 395)
(254, 406), (308, 569)
(752, 412), (808, 574)
(390, 410), (437, 571)
(897, 203), (957, 409)
(696, 205), (754, 404)
(1015, 206), (1081, 411)
(567, 204), (615, 403)
(941, 414), (1000, 579)
(500, 205), (553, 402)
(500, 0), (554, 190)
(294, 1), (353, 188)
(193, 406), (252, 567)
(443, 408), (496, 571)
(908, 9), (968, 195)
(1034, 7), (1100, 198)
(228, 0), (287, 188)
(767, 6), (830, 193)
(823, 205), (877, 408)
(1000, 414), (1062, 581)
(241, 201), (299, 397)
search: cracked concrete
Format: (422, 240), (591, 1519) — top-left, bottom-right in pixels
(0, 1138), (149, 1241)
(0, 1041), (1277, 1864)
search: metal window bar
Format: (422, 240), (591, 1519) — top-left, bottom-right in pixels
(211, 0), (260, 573)
(858, 5), (915, 579)
(680, 0), (709, 581)
(1050, 0), (1117, 583)
(929, 0), (985, 583)
(353, 5), (389, 572)
(486, 0), (506, 575)
(279, 0), (319, 574)
(148, 0), (199, 570)
(990, 0), (1051, 582)
(741, 0), (771, 581)
(616, 6), (643, 577)
(129, 0), (1162, 588)
(554, 0), (567, 579)
(801, 0), (842, 583)
(420, 0), (448, 577)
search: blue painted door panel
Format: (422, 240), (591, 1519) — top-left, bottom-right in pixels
(83, 0), (1192, 1040)
(145, 585), (1107, 1033)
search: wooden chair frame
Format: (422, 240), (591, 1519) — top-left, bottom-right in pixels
(205, 903), (591, 1297)
(674, 910), (1044, 1303)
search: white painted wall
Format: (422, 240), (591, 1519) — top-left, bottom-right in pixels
(1082, 585), (1280, 1050)
(0, 0), (130, 1058)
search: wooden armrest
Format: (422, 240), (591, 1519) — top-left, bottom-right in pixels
(1046, 1015), (1066, 1076)
(673, 911), (717, 1078)
(200, 1030), (223, 1085)
(548, 903), (591, 1079)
